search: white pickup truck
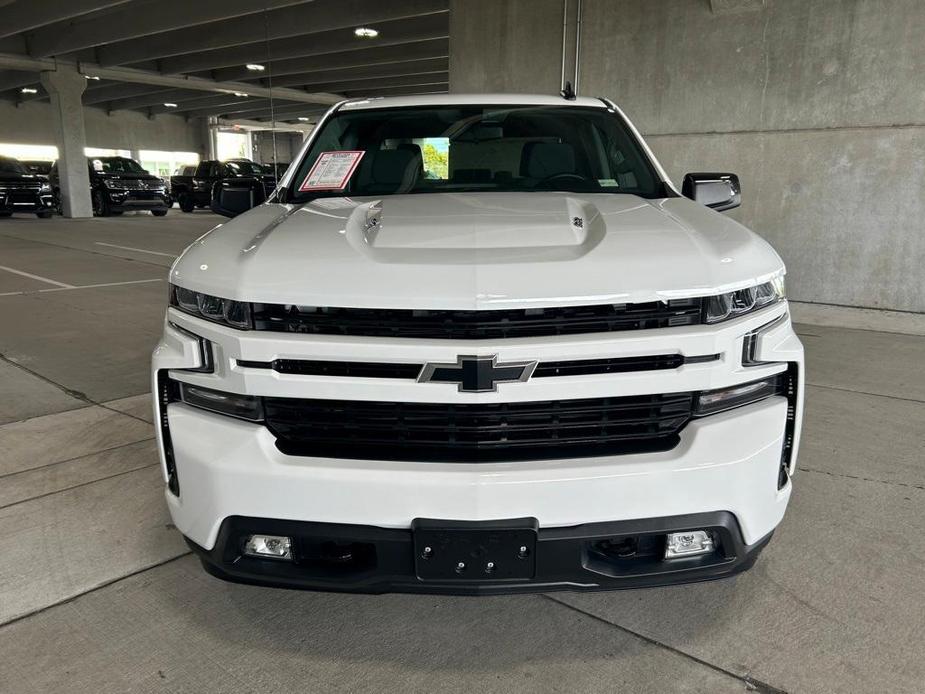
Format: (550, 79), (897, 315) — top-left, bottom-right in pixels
(152, 93), (804, 594)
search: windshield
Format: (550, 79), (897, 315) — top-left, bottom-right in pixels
(224, 160), (265, 177)
(289, 104), (662, 202)
(90, 157), (147, 174)
(0, 157), (29, 175)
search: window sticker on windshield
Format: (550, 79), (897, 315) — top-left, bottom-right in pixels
(598, 178), (620, 187)
(298, 151), (365, 191)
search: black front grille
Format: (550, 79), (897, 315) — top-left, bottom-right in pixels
(252, 299), (703, 339)
(238, 358), (423, 379)
(0, 181), (42, 190)
(533, 354), (686, 377)
(238, 353), (715, 379)
(263, 393), (694, 463)
(7, 192), (40, 203)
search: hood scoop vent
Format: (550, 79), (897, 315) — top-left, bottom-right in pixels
(344, 195), (606, 265)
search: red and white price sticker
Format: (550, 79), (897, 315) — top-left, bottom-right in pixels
(298, 151), (365, 191)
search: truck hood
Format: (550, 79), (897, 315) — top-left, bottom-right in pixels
(171, 192), (785, 309)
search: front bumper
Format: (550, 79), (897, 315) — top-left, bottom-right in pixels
(104, 190), (169, 210)
(152, 301), (804, 593)
(0, 189), (53, 213)
(188, 512), (771, 594)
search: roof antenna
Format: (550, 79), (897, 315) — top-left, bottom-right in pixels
(560, 81), (577, 100)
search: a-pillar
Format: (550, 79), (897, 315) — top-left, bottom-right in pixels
(40, 67), (92, 218)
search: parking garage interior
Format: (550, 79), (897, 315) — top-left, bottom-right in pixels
(0, 1), (923, 693)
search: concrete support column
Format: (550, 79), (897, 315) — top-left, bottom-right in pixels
(206, 117), (219, 160)
(40, 67), (92, 218)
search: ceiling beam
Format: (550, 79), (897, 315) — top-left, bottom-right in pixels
(105, 88), (237, 112)
(216, 117), (312, 134)
(296, 72), (449, 94)
(267, 58), (448, 89)
(0, 52), (342, 106)
(157, 12), (449, 75)
(218, 41), (447, 83)
(26, 0), (310, 58)
(147, 95), (271, 116)
(342, 84), (448, 98)
(0, 69), (41, 91)
(0, 0), (131, 40)
(189, 102), (331, 120)
(83, 83), (176, 105)
(99, 0), (447, 67)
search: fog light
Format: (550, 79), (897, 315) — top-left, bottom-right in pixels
(243, 534), (292, 560)
(665, 530), (714, 559)
(179, 382), (263, 421)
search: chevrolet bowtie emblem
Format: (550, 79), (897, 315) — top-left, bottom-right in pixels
(418, 355), (537, 393)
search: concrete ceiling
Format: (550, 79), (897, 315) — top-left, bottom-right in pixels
(0, 0), (449, 124)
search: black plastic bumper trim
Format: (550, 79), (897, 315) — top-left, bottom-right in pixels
(186, 511), (771, 595)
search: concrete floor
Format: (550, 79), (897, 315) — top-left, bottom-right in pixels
(0, 211), (923, 694)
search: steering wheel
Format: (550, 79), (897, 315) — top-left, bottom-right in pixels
(534, 172), (593, 188)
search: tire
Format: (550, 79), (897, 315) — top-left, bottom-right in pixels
(35, 209), (53, 219)
(110, 210), (124, 215)
(151, 209), (168, 217)
(179, 193), (195, 213)
(92, 190), (111, 217)
(0, 211), (12, 218)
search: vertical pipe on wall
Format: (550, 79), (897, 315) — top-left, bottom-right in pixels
(560, 0), (569, 92)
(574, 0), (582, 94)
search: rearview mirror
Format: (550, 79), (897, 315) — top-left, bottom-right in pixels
(210, 178), (267, 218)
(682, 173), (741, 212)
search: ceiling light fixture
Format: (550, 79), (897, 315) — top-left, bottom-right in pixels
(245, 63), (266, 71)
(297, 117), (310, 121)
(20, 87), (38, 94)
(233, 92), (249, 97)
(84, 75), (100, 81)
(354, 27), (379, 38)
(163, 102), (178, 108)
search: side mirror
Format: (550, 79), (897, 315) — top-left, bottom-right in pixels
(210, 178), (266, 218)
(682, 173), (741, 212)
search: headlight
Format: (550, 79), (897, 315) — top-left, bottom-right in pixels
(169, 284), (251, 329)
(103, 179), (124, 191)
(40, 184), (52, 194)
(704, 277), (785, 323)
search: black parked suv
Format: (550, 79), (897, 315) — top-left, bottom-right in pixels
(50, 156), (170, 217)
(171, 159), (276, 213)
(0, 156), (54, 218)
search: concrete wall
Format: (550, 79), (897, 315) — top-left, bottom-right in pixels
(449, 0), (925, 313)
(0, 99), (209, 156)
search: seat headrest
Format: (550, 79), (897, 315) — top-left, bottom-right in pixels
(520, 142), (576, 178)
(371, 146), (422, 185)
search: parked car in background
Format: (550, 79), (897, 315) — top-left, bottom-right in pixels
(263, 162), (290, 179)
(168, 164), (197, 207)
(173, 159), (276, 213)
(0, 156), (54, 218)
(20, 160), (54, 176)
(50, 156), (170, 217)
